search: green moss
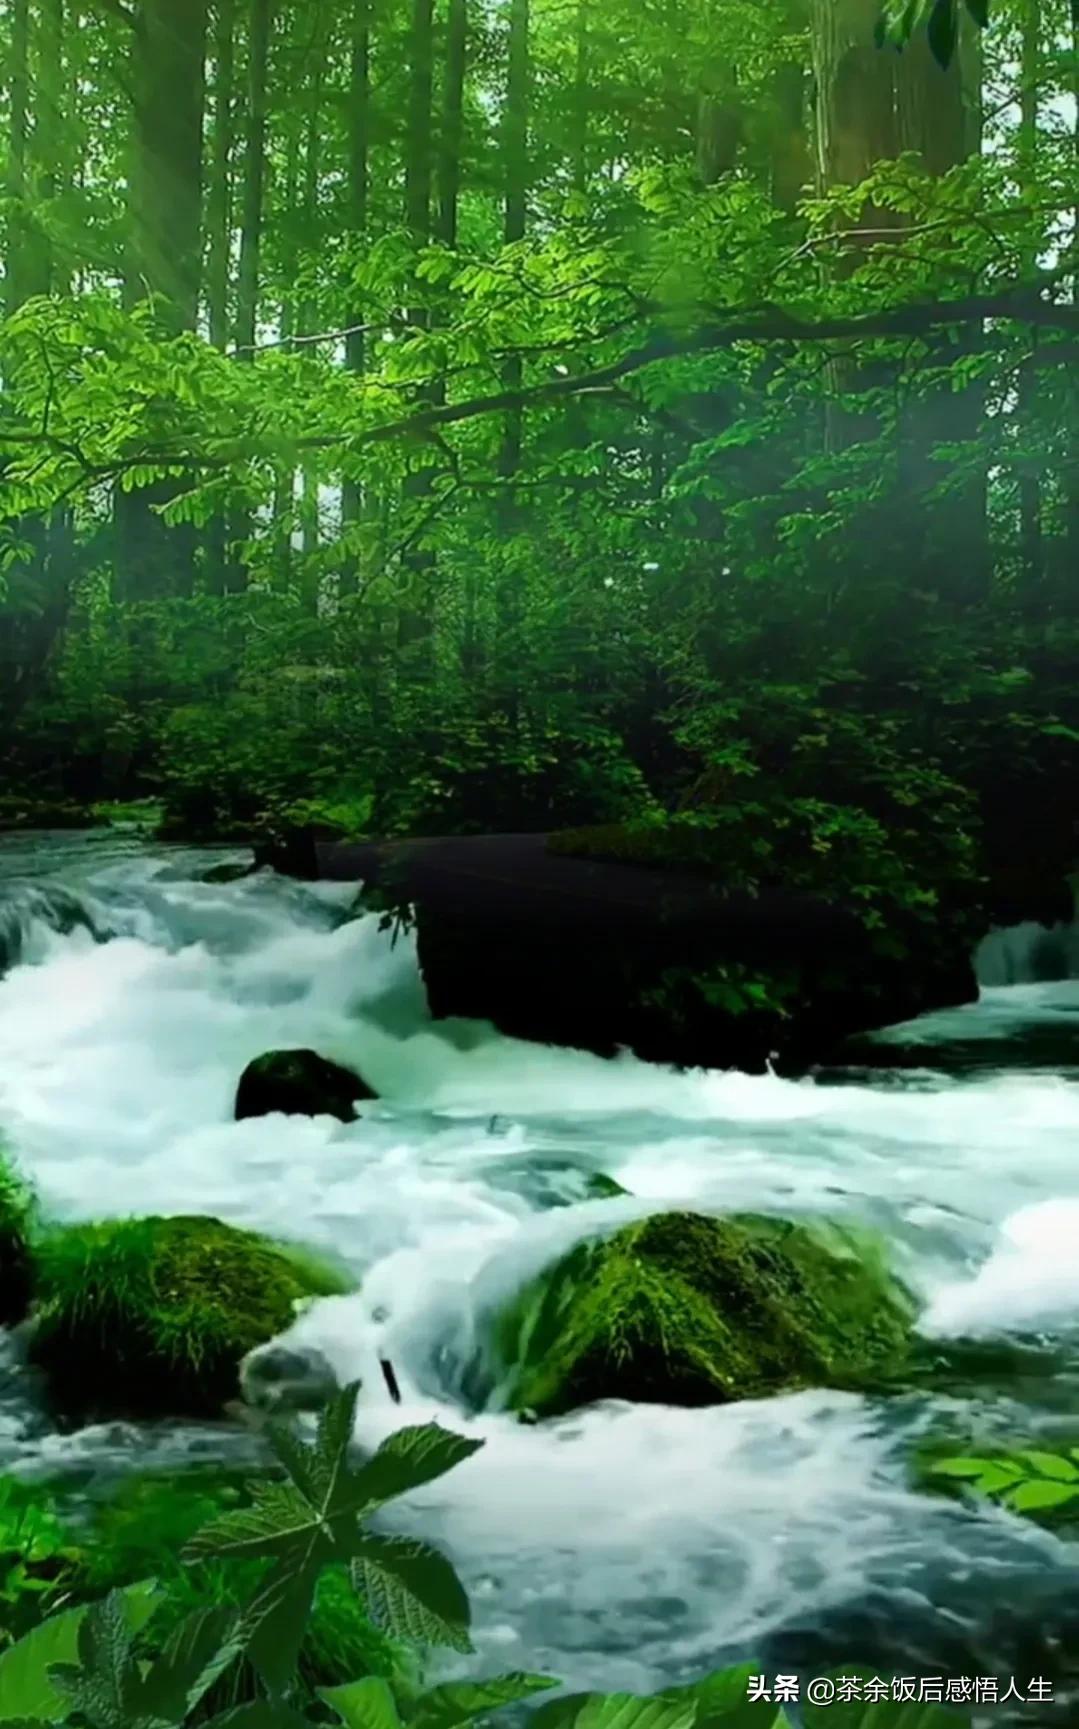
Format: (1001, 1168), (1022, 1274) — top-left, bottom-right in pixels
(28, 1214), (353, 1420)
(491, 1211), (917, 1419)
(548, 820), (733, 877)
(0, 1151), (35, 1326)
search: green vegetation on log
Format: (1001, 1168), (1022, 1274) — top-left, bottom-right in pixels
(483, 1211), (918, 1418)
(28, 1214), (354, 1420)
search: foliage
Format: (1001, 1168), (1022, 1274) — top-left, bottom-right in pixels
(930, 1447), (1079, 1516)
(0, 1391), (976, 1729)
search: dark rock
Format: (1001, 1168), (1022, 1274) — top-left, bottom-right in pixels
(200, 860), (257, 885)
(235, 1048), (376, 1122)
(477, 1210), (917, 1419)
(239, 1340), (340, 1413)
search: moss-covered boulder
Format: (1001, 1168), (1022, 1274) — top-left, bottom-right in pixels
(0, 1153), (34, 1327)
(28, 1214), (353, 1420)
(486, 1210), (917, 1418)
(235, 1049), (376, 1123)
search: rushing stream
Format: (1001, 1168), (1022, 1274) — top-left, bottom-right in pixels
(3, 832), (1079, 1714)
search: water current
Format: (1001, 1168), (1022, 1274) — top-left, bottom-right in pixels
(3, 831), (1079, 1714)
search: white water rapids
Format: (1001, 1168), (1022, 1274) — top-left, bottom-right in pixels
(3, 833), (1079, 1701)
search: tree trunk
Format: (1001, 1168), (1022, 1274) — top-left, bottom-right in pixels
(811, 0), (986, 602)
(494, 0), (530, 687)
(340, 0), (372, 591)
(235, 0), (273, 356)
(437, 0), (467, 247)
(5, 0), (31, 319)
(115, 0), (209, 602)
(397, 0), (437, 661)
(204, 0), (237, 594)
(206, 0), (236, 352)
(1017, 0), (1042, 590)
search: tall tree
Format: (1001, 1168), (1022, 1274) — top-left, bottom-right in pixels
(116, 0), (209, 602)
(206, 0), (237, 354)
(4, 0), (31, 319)
(235, 0), (273, 356)
(340, 0), (372, 582)
(397, 0), (437, 657)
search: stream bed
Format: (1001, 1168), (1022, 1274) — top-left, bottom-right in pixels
(3, 831), (1079, 1715)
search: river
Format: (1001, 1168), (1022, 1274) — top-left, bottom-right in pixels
(2, 831), (1079, 1715)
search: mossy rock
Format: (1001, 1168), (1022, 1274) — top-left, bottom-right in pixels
(28, 1214), (353, 1420)
(235, 1048), (376, 1123)
(0, 1153), (35, 1327)
(488, 1210), (917, 1418)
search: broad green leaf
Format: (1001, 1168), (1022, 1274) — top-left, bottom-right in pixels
(1019, 1452), (1079, 1482)
(0, 1582), (158, 1723)
(411, 1673), (560, 1729)
(340, 1425), (485, 1517)
(530, 1691), (698, 1729)
(1006, 1479), (1079, 1513)
(350, 1531), (472, 1651)
(929, 1457), (995, 1479)
(183, 1481), (317, 1563)
(135, 1606), (247, 1722)
(244, 1559), (319, 1699)
(319, 1677), (403, 1729)
(662, 1664), (788, 1728)
(802, 1672), (972, 1728)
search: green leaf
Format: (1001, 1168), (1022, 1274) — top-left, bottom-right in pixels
(1006, 1479), (1079, 1512)
(244, 1560), (319, 1699)
(183, 1481), (318, 1563)
(0, 1582), (158, 1723)
(662, 1665), (788, 1729)
(928, 1457), (996, 1479)
(411, 1674), (560, 1729)
(802, 1675), (971, 1727)
(927, 0), (958, 64)
(1019, 1451), (1079, 1482)
(350, 1532), (473, 1651)
(319, 1677), (403, 1729)
(342, 1425), (485, 1517)
(530, 1693), (699, 1729)
(202, 1706), (311, 1729)
(135, 1606), (247, 1723)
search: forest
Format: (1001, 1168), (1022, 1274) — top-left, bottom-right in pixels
(0, 0), (1076, 928)
(6, 2), (1079, 1718)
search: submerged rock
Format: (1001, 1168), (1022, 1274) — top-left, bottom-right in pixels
(27, 1214), (353, 1419)
(485, 1210), (917, 1418)
(239, 1339), (341, 1413)
(0, 1153), (33, 1327)
(235, 1048), (376, 1122)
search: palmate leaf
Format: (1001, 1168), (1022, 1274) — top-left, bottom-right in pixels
(0, 1582), (159, 1724)
(50, 1592), (146, 1729)
(182, 1480), (320, 1564)
(349, 1532), (473, 1651)
(336, 1423), (485, 1518)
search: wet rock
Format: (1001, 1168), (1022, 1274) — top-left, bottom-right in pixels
(483, 1210), (917, 1419)
(27, 1214), (353, 1420)
(239, 1340), (341, 1413)
(235, 1048), (376, 1122)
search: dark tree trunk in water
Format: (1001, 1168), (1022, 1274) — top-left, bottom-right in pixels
(114, 0), (209, 603)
